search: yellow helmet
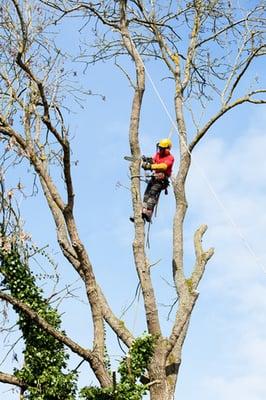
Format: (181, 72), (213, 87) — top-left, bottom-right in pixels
(158, 138), (172, 149)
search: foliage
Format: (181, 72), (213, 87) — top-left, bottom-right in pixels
(0, 244), (77, 400)
(80, 333), (156, 400)
(0, 237), (155, 400)
(118, 332), (155, 382)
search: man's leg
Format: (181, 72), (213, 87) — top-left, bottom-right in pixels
(142, 179), (163, 221)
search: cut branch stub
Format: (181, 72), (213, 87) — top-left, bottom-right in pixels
(191, 224), (214, 290)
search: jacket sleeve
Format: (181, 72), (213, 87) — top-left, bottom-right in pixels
(151, 162), (168, 171)
(151, 154), (174, 172)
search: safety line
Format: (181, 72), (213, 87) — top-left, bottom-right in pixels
(143, 63), (266, 274)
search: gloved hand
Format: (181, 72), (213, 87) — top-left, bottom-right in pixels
(142, 161), (152, 170)
(142, 156), (153, 163)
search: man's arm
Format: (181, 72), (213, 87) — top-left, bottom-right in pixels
(142, 155), (174, 172)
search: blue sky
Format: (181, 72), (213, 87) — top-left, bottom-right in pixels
(1, 5), (266, 400)
(176, 109), (266, 399)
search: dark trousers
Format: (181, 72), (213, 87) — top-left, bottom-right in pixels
(143, 177), (168, 217)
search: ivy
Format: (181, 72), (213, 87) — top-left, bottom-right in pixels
(80, 333), (156, 400)
(0, 243), (156, 400)
(0, 246), (77, 400)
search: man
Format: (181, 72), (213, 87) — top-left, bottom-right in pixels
(131, 138), (174, 223)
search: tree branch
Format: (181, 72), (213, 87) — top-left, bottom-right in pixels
(167, 293), (198, 355)
(225, 45), (266, 105)
(182, 0), (202, 91)
(0, 371), (25, 389)
(0, 291), (112, 387)
(196, 15), (253, 49)
(44, 1), (120, 28)
(191, 225), (214, 289)
(189, 93), (266, 152)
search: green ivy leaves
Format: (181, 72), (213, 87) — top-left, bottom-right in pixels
(0, 246), (156, 400)
(0, 248), (77, 400)
(80, 333), (156, 400)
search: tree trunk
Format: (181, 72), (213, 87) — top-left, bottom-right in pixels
(148, 340), (176, 400)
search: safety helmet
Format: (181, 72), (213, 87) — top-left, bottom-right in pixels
(158, 138), (172, 149)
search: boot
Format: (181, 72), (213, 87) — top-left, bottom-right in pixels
(129, 214), (151, 223)
(142, 208), (152, 222)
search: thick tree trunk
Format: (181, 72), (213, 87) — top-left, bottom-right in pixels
(148, 340), (176, 400)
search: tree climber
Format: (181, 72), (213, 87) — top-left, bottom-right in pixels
(131, 138), (175, 223)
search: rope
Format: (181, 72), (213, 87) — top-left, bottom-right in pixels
(131, 283), (141, 334)
(168, 126), (174, 140)
(142, 63), (266, 274)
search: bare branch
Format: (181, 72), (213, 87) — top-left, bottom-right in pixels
(189, 93), (266, 152)
(167, 293), (198, 355)
(196, 15), (253, 49)
(191, 225), (214, 289)
(0, 371), (25, 389)
(182, 0), (202, 91)
(42, 1), (120, 28)
(225, 45), (266, 105)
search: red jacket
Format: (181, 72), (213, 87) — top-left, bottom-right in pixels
(152, 152), (174, 177)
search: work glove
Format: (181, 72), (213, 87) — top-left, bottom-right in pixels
(142, 161), (152, 170)
(142, 156), (153, 163)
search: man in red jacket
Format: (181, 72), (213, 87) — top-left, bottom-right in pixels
(141, 138), (174, 222)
